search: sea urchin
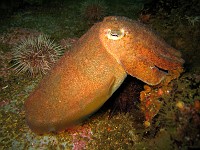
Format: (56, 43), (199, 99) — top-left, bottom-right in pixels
(11, 34), (63, 76)
(80, 0), (107, 21)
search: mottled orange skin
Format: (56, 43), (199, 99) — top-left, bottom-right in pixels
(25, 16), (184, 134)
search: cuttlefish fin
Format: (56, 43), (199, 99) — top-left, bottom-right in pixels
(120, 57), (166, 85)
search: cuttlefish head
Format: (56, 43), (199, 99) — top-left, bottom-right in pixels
(99, 16), (184, 85)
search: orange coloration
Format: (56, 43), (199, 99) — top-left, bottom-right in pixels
(162, 68), (183, 86)
(100, 16), (184, 86)
(144, 85), (151, 93)
(140, 85), (162, 122)
(140, 91), (146, 102)
(145, 99), (152, 107)
(25, 16), (184, 134)
(139, 77), (176, 124)
(144, 121), (151, 128)
(194, 100), (200, 111)
(107, 127), (112, 132)
(157, 88), (164, 96)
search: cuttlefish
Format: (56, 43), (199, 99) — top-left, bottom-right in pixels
(25, 16), (184, 134)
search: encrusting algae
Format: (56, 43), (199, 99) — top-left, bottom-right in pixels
(140, 68), (184, 127)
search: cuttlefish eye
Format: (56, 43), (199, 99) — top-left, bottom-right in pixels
(106, 29), (125, 40)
